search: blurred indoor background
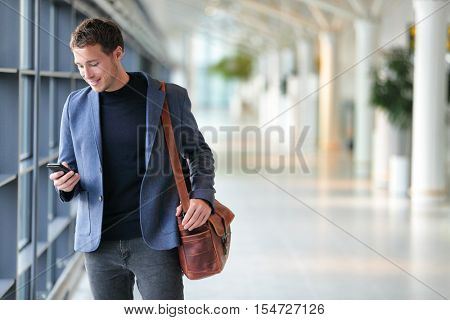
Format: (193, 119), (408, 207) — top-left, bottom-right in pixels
(0, 0), (449, 300)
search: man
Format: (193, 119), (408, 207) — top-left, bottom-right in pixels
(49, 18), (215, 300)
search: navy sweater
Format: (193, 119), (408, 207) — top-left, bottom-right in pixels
(99, 72), (147, 241)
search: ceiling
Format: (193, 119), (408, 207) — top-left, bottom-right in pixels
(75, 0), (386, 65)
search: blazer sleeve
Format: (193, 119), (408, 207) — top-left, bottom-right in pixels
(55, 92), (81, 202)
(179, 89), (216, 209)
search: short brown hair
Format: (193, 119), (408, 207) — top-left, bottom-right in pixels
(70, 18), (124, 54)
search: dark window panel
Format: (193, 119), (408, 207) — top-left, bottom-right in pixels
(18, 172), (32, 249)
(38, 77), (50, 159)
(75, 12), (86, 26)
(0, 73), (19, 173)
(54, 79), (71, 147)
(19, 0), (35, 70)
(38, 166), (49, 243)
(45, 243), (55, 291)
(0, 180), (18, 279)
(36, 252), (48, 299)
(55, 2), (73, 72)
(122, 45), (140, 71)
(55, 227), (73, 279)
(47, 176), (56, 222)
(19, 75), (33, 160)
(38, 0), (51, 71)
(0, 0), (20, 68)
(16, 268), (30, 300)
(55, 188), (71, 218)
(75, 79), (87, 90)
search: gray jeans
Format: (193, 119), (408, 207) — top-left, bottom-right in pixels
(84, 237), (184, 300)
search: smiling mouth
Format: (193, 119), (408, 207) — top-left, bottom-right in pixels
(88, 79), (100, 86)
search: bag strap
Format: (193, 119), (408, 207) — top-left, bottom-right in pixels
(160, 81), (190, 215)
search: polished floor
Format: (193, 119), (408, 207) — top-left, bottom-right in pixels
(72, 146), (450, 299)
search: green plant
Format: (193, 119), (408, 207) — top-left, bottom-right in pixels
(208, 52), (253, 80)
(370, 47), (413, 129)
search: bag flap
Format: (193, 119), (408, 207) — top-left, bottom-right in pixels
(208, 200), (234, 236)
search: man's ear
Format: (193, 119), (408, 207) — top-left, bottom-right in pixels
(113, 46), (124, 61)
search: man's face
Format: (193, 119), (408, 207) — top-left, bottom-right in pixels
(73, 44), (123, 92)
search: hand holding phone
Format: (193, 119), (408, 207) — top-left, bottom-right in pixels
(48, 162), (80, 192)
(47, 163), (71, 175)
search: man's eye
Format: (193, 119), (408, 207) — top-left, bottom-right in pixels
(89, 63), (99, 67)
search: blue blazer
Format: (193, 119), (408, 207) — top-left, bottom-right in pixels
(57, 73), (215, 252)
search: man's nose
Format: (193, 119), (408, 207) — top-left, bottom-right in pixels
(84, 67), (94, 79)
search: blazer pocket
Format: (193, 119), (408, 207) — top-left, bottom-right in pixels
(76, 191), (91, 236)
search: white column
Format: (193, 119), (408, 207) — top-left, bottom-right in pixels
(280, 47), (295, 79)
(188, 34), (199, 105)
(256, 52), (269, 126)
(411, 0), (448, 204)
(297, 39), (314, 78)
(266, 49), (282, 125)
(167, 32), (188, 87)
(283, 46), (301, 154)
(372, 110), (392, 189)
(280, 46), (296, 133)
(354, 19), (377, 176)
(258, 50), (282, 128)
(318, 32), (340, 151)
(256, 49), (285, 160)
(296, 38), (318, 154)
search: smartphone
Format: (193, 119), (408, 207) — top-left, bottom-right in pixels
(46, 163), (72, 175)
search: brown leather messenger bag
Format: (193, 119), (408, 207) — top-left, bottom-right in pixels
(160, 81), (235, 280)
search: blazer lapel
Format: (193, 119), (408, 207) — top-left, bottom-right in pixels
(142, 73), (166, 168)
(88, 90), (103, 165)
